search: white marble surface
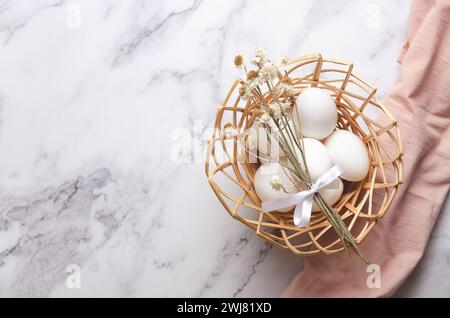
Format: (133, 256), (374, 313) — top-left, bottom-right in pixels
(0, 0), (448, 298)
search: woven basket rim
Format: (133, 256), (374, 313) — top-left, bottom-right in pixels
(205, 53), (404, 256)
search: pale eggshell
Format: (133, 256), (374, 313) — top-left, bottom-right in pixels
(312, 178), (344, 212)
(253, 163), (296, 212)
(324, 130), (370, 181)
(296, 138), (333, 181)
(297, 87), (337, 140)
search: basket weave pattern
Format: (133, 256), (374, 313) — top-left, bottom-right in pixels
(205, 54), (404, 256)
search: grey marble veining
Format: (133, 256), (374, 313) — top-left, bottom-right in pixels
(0, 0), (448, 297)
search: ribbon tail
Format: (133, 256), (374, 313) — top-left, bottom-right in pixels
(293, 195), (314, 227)
(261, 191), (310, 213)
(261, 165), (343, 227)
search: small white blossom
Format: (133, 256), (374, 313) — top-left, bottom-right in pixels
(239, 81), (255, 101)
(278, 55), (289, 67)
(255, 48), (266, 59)
(234, 54), (246, 69)
(269, 102), (283, 118)
(270, 175), (283, 192)
(251, 56), (262, 66)
(260, 61), (278, 81)
(280, 100), (292, 112)
(254, 112), (271, 127)
(251, 48), (266, 66)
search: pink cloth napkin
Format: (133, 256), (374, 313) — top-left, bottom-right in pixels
(282, 0), (450, 297)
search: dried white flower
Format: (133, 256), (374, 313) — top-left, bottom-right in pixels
(255, 48), (266, 59)
(254, 112), (271, 127)
(251, 57), (262, 66)
(234, 54), (246, 69)
(270, 175), (283, 192)
(239, 81), (255, 101)
(280, 100), (292, 112)
(251, 48), (266, 66)
(260, 61), (278, 81)
(278, 55), (289, 67)
(269, 102), (283, 118)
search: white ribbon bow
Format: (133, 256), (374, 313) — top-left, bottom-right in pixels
(261, 165), (343, 227)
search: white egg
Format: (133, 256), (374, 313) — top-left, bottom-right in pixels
(312, 178), (344, 212)
(253, 163), (297, 212)
(296, 138), (333, 181)
(324, 130), (370, 181)
(297, 87), (337, 140)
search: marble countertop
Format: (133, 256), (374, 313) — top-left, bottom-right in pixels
(0, 0), (449, 297)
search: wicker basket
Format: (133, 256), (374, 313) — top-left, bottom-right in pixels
(205, 54), (404, 256)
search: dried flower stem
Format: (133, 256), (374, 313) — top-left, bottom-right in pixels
(236, 50), (370, 263)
